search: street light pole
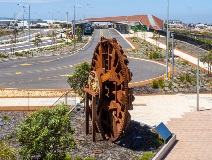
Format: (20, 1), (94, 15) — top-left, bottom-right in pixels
(22, 13), (24, 31)
(171, 33), (174, 80)
(66, 12), (68, 28)
(74, 5), (76, 50)
(48, 12), (53, 24)
(51, 13), (53, 24)
(197, 46), (200, 111)
(18, 4), (30, 51)
(165, 0), (169, 80)
(28, 5), (30, 51)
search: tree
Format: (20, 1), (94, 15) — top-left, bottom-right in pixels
(0, 140), (17, 160)
(10, 37), (15, 55)
(13, 28), (18, 43)
(16, 106), (76, 160)
(59, 23), (67, 29)
(67, 62), (90, 101)
(152, 30), (160, 46)
(76, 26), (82, 42)
(201, 50), (212, 75)
(51, 30), (57, 49)
(34, 33), (42, 47)
(133, 25), (138, 37)
(141, 26), (147, 40)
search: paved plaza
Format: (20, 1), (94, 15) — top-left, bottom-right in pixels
(130, 94), (212, 160)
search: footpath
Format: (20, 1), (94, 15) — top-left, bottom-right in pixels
(122, 31), (212, 159)
(122, 31), (209, 72)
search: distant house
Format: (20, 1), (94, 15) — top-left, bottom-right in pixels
(195, 24), (206, 30)
(167, 19), (184, 29)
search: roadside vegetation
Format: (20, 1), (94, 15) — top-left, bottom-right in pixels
(0, 27), (88, 58)
(127, 36), (212, 94)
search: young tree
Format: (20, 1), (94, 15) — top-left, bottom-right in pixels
(13, 28), (18, 43)
(34, 33), (42, 47)
(67, 62), (90, 102)
(133, 25), (138, 37)
(76, 26), (82, 42)
(153, 30), (160, 46)
(16, 106), (76, 160)
(201, 50), (212, 74)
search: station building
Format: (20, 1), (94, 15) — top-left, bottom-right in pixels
(85, 14), (164, 34)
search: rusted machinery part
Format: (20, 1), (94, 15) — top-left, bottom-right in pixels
(92, 149), (103, 154)
(89, 37), (133, 142)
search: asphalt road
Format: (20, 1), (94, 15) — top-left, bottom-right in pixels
(0, 30), (57, 54)
(0, 29), (166, 89)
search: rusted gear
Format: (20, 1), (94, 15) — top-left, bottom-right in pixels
(87, 37), (133, 142)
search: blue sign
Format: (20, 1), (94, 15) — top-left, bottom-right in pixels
(0, 121), (5, 126)
(155, 122), (172, 141)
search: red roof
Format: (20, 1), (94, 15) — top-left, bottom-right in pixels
(86, 15), (163, 30)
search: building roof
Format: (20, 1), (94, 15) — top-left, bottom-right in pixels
(85, 15), (163, 30)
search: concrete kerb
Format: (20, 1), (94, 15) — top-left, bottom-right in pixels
(128, 56), (172, 87)
(152, 134), (177, 160)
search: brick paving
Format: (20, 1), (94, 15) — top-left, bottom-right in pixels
(165, 110), (212, 160)
(130, 94), (212, 160)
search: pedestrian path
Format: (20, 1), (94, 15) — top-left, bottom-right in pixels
(129, 93), (212, 160)
(122, 31), (209, 72)
(165, 110), (212, 160)
(130, 94), (212, 127)
(0, 97), (80, 111)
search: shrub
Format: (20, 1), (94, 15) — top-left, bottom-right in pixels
(74, 156), (83, 160)
(185, 73), (192, 83)
(16, 106), (76, 160)
(182, 60), (188, 65)
(132, 154), (140, 160)
(3, 115), (10, 121)
(14, 52), (23, 57)
(158, 79), (165, 89)
(0, 54), (9, 58)
(0, 140), (17, 160)
(64, 154), (71, 160)
(140, 152), (154, 160)
(153, 137), (164, 148)
(151, 80), (159, 89)
(85, 156), (97, 160)
(179, 74), (186, 83)
(168, 82), (173, 89)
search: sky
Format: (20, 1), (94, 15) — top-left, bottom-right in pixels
(0, 0), (211, 24)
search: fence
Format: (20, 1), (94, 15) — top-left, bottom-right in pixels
(149, 29), (212, 51)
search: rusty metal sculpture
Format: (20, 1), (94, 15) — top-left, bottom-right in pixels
(84, 37), (134, 142)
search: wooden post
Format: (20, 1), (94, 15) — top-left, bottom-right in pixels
(85, 92), (89, 135)
(92, 96), (96, 142)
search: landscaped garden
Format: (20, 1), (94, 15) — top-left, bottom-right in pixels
(126, 37), (212, 94)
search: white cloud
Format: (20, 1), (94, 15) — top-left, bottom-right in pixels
(0, 0), (61, 3)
